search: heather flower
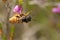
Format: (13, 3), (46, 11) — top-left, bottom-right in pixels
(13, 5), (23, 14)
(52, 8), (60, 13)
(52, 4), (60, 13)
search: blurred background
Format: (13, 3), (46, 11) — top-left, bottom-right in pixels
(0, 0), (60, 40)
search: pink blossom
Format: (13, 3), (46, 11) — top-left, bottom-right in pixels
(52, 8), (60, 13)
(13, 5), (23, 14)
(57, 4), (60, 8)
(52, 4), (60, 13)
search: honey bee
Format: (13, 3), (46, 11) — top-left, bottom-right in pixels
(9, 11), (31, 24)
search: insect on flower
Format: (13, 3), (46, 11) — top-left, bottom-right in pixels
(9, 4), (31, 24)
(9, 11), (31, 24)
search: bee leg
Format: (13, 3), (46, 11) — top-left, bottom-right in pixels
(21, 20), (23, 23)
(16, 18), (20, 23)
(17, 20), (20, 23)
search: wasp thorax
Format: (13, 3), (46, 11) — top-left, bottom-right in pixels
(9, 14), (20, 23)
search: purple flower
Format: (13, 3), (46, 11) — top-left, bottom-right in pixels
(13, 5), (23, 14)
(57, 4), (60, 8)
(52, 8), (60, 13)
(52, 4), (60, 13)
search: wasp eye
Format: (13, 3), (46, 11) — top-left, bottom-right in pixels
(16, 16), (20, 18)
(20, 14), (24, 17)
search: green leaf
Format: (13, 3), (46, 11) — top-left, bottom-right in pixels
(2, 34), (6, 40)
(10, 26), (15, 33)
(0, 23), (2, 29)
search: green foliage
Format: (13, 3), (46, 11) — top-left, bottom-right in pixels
(10, 26), (15, 33)
(56, 0), (60, 2)
(2, 34), (6, 40)
(17, 0), (24, 5)
(57, 23), (60, 28)
(0, 23), (2, 29)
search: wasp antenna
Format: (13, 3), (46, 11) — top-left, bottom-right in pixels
(24, 11), (32, 16)
(28, 10), (32, 14)
(27, 10), (32, 14)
